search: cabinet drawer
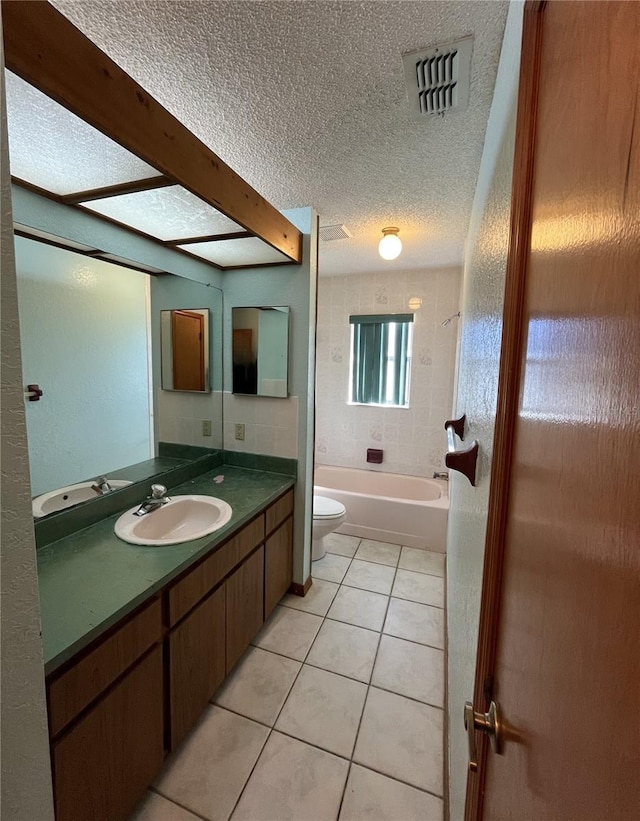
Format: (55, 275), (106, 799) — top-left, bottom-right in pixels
(48, 598), (162, 738)
(53, 645), (164, 821)
(265, 489), (294, 536)
(168, 515), (265, 625)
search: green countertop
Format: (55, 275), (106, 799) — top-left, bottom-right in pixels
(38, 466), (295, 676)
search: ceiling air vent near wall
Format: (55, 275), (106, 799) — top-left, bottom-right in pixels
(319, 224), (353, 242)
(403, 36), (473, 119)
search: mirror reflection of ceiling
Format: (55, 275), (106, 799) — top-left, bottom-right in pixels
(50, 0), (509, 277)
(4, 69), (293, 270)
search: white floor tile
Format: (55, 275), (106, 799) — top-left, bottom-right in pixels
(306, 619), (379, 683)
(372, 635), (444, 707)
(252, 606), (322, 662)
(342, 559), (395, 595)
(353, 688), (443, 794)
(383, 598), (444, 649)
(392, 569), (444, 608)
(130, 791), (201, 821)
(399, 547), (445, 577)
(339, 764), (443, 821)
(312, 553), (352, 583)
(282, 578), (340, 616)
(275, 665), (367, 758)
(355, 540), (401, 567)
(153, 705), (268, 821)
(327, 586), (389, 632)
(231, 732), (349, 821)
(214, 646), (301, 726)
(324, 533), (361, 557)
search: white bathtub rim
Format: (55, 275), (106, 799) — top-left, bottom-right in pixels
(314, 483), (449, 511)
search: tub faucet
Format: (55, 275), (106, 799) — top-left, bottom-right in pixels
(91, 476), (114, 495)
(134, 484), (170, 517)
(432, 471), (449, 481)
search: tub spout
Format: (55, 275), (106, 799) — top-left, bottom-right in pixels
(433, 471), (449, 481)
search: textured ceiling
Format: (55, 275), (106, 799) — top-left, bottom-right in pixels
(51, 0), (509, 276)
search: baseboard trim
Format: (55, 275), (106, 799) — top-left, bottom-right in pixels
(288, 576), (312, 597)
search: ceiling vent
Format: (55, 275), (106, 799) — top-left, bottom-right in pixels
(319, 224), (353, 242)
(403, 36), (473, 119)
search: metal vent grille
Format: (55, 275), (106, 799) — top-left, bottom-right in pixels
(319, 224), (353, 242)
(403, 37), (473, 119)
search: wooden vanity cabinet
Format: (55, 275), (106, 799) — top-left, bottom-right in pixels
(47, 490), (295, 818)
(168, 584), (226, 749)
(226, 545), (265, 672)
(264, 489), (294, 619)
(48, 601), (164, 821)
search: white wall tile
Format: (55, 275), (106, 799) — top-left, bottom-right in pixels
(316, 268), (461, 478)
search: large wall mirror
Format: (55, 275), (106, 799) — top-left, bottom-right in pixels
(232, 306), (290, 397)
(15, 232), (224, 518)
(161, 308), (210, 392)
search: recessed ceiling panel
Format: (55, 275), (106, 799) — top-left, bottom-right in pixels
(81, 185), (245, 240)
(4, 71), (158, 194)
(178, 237), (292, 267)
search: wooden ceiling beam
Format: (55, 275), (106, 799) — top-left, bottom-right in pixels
(2, 1), (302, 263)
(60, 175), (173, 204)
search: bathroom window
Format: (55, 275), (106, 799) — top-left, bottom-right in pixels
(348, 313), (414, 407)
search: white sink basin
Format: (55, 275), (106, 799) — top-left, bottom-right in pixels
(114, 495), (233, 546)
(33, 480), (132, 518)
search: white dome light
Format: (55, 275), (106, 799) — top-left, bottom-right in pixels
(378, 227), (402, 260)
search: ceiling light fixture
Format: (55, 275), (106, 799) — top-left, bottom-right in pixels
(378, 227), (402, 260)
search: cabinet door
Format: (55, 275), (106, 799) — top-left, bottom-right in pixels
(226, 546), (264, 672)
(53, 646), (164, 821)
(265, 516), (293, 618)
(169, 584), (226, 749)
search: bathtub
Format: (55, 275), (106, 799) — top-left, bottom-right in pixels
(314, 465), (448, 552)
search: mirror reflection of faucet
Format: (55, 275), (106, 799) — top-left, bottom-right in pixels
(91, 476), (114, 495)
(134, 484), (171, 517)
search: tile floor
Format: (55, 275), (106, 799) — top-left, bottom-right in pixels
(131, 534), (446, 821)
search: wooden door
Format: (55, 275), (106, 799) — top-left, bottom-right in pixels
(467, 2), (640, 819)
(172, 309), (205, 391)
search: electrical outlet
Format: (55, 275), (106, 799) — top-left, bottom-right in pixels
(235, 423), (245, 441)
(202, 420), (212, 437)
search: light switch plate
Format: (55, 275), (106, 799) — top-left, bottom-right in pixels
(235, 423), (245, 441)
(202, 420), (212, 437)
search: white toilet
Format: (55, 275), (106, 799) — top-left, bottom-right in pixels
(312, 495), (347, 561)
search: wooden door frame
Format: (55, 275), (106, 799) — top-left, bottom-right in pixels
(464, 2), (545, 818)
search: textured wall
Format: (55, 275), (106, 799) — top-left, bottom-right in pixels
(222, 207), (317, 584)
(446, 4), (523, 818)
(16, 236), (152, 495)
(0, 49), (55, 820)
(315, 267), (461, 477)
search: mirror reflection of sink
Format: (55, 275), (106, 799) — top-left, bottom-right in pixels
(114, 495), (233, 546)
(33, 480), (132, 518)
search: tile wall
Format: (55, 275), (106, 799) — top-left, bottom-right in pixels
(156, 389), (223, 450)
(315, 267), (461, 477)
(223, 393), (299, 459)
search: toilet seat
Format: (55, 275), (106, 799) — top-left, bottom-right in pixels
(313, 495), (345, 519)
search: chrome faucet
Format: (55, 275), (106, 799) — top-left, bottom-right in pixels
(91, 476), (114, 495)
(134, 484), (171, 517)
(433, 471), (449, 481)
